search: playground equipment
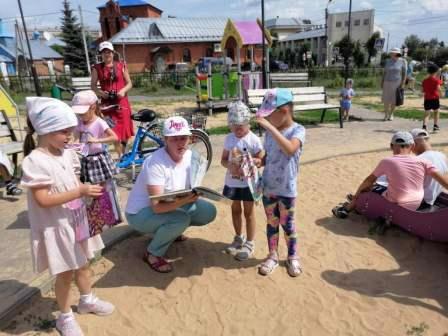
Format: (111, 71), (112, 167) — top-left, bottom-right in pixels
(196, 19), (272, 115)
(0, 83), (22, 139)
(355, 191), (448, 242)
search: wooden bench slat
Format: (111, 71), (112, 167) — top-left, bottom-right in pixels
(294, 103), (339, 111)
(0, 141), (23, 155)
(0, 124), (12, 137)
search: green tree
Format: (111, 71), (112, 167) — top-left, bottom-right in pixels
(404, 34), (422, 58)
(353, 41), (365, 67)
(60, 0), (90, 75)
(335, 35), (355, 65)
(365, 31), (381, 64)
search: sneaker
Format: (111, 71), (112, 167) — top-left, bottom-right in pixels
(433, 125), (440, 133)
(235, 241), (255, 261)
(56, 315), (84, 336)
(77, 294), (115, 316)
(387, 115), (394, 121)
(422, 125), (427, 130)
(224, 235), (245, 255)
(5, 181), (22, 196)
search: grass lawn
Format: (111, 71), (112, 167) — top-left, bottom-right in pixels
(353, 99), (448, 121)
(130, 86), (195, 97)
(207, 109), (340, 135)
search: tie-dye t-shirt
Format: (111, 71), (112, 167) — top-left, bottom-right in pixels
(262, 122), (306, 197)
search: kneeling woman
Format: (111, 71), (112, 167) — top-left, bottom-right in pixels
(125, 116), (217, 273)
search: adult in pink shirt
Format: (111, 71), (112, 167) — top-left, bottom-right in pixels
(333, 131), (448, 218)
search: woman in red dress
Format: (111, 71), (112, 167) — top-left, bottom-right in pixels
(91, 41), (134, 158)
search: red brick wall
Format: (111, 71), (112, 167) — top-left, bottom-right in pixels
(99, 2), (161, 40)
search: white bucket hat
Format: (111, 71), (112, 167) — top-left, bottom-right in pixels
(389, 47), (402, 56)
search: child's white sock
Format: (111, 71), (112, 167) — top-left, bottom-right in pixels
(59, 310), (74, 319)
(80, 292), (95, 304)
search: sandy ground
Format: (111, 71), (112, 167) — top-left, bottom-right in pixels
(3, 145), (448, 336)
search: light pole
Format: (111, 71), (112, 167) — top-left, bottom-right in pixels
(325, 0), (333, 67)
(261, 0), (267, 88)
(17, 0), (41, 96)
(344, 0), (352, 84)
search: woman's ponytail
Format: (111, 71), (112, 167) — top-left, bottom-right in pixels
(23, 117), (36, 157)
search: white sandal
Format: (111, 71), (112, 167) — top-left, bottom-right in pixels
(258, 256), (279, 276)
(286, 259), (302, 277)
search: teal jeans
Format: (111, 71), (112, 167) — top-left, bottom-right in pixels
(125, 199), (217, 257)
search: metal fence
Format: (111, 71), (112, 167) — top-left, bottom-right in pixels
(0, 71), (198, 94)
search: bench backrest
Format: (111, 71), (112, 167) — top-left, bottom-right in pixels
(72, 77), (93, 91)
(270, 73), (309, 80)
(247, 86), (326, 107)
(0, 110), (17, 141)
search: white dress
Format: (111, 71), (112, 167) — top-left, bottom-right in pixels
(21, 149), (104, 276)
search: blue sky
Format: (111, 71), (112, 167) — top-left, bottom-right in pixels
(1, 0), (447, 49)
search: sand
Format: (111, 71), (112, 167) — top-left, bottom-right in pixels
(3, 145), (448, 336)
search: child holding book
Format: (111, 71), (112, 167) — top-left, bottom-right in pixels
(221, 101), (264, 260)
(255, 88), (306, 277)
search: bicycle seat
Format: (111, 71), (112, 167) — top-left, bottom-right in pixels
(132, 109), (157, 122)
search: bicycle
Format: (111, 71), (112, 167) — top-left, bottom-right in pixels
(116, 109), (213, 181)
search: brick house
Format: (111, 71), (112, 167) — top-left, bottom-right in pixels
(97, 1), (263, 73)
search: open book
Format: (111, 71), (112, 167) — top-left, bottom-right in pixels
(149, 186), (231, 204)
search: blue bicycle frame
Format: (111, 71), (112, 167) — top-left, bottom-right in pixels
(116, 121), (164, 170)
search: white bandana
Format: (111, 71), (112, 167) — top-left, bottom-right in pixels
(26, 97), (78, 135)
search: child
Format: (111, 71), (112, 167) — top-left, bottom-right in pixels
(340, 78), (355, 121)
(422, 63), (443, 132)
(21, 97), (114, 336)
(71, 90), (118, 184)
(221, 101), (264, 260)
(255, 88), (306, 277)
(0, 150), (22, 195)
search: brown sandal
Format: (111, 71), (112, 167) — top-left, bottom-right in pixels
(142, 252), (172, 273)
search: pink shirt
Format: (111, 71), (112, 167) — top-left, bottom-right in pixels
(372, 155), (437, 210)
(75, 117), (110, 154)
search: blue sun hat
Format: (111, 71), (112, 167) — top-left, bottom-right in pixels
(227, 101), (251, 125)
(256, 88), (293, 118)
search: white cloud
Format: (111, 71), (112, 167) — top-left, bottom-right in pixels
(420, 0), (448, 12)
(360, 1), (373, 9)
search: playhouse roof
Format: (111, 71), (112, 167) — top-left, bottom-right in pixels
(221, 19), (272, 50)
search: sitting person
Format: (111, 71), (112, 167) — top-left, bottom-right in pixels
(410, 128), (448, 210)
(333, 131), (448, 218)
(0, 150), (22, 196)
(125, 116), (217, 273)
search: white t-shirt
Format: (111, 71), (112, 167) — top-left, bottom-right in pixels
(125, 148), (192, 214)
(223, 131), (263, 188)
(419, 150), (448, 205)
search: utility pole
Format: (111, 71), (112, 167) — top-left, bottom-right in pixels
(79, 5), (91, 75)
(17, 0), (41, 95)
(325, 0), (333, 67)
(15, 20), (30, 76)
(261, 0), (267, 88)
(344, 0), (352, 84)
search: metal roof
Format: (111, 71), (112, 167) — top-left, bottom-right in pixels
(265, 18), (313, 29)
(0, 38), (63, 60)
(110, 17), (227, 44)
(280, 28), (326, 42)
(97, 0), (162, 11)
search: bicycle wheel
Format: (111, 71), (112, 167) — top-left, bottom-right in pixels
(190, 129), (213, 170)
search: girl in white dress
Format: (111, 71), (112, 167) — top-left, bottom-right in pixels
(21, 97), (114, 336)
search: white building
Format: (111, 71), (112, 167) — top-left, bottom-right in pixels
(277, 9), (375, 66)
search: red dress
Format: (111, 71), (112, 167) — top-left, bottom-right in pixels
(93, 62), (134, 141)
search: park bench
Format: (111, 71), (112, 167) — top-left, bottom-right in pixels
(72, 77), (95, 92)
(269, 72), (311, 87)
(0, 110), (23, 175)
(247, 86), (343, 128)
